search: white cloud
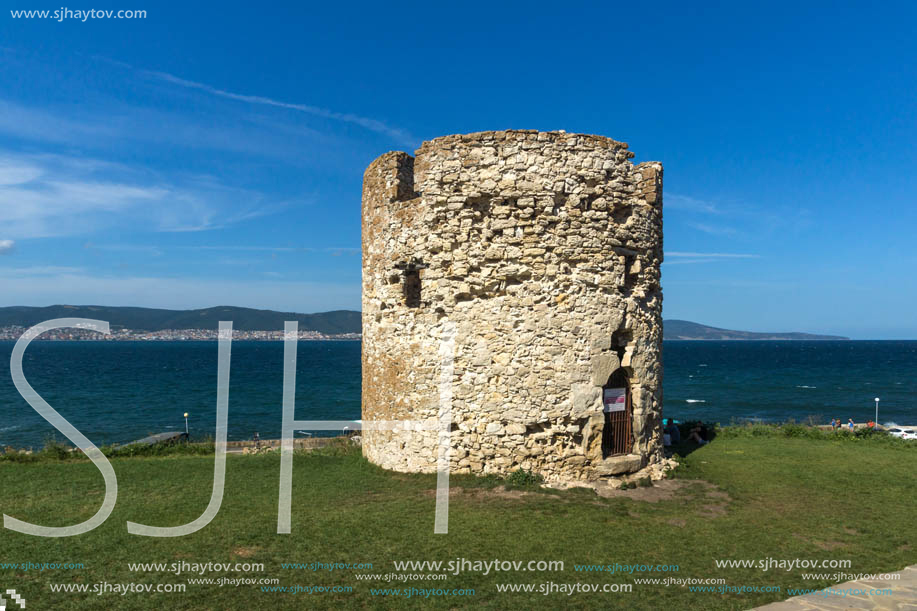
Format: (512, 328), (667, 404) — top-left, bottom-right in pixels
(0, 151), (284, 239)
(0, 99), (123, 146)
(0, 159), (43, 186)
(142, 68), (414, 146)
(0, 239), (14, 254)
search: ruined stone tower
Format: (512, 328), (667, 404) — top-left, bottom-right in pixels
(362, 130), (663, 482)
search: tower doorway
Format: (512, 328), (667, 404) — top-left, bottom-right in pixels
(602, 369), (633, 458)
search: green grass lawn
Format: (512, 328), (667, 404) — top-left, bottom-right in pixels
(1, 433), (914, 610)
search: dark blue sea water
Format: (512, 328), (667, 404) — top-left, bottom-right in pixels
(0, 340), (914, 448)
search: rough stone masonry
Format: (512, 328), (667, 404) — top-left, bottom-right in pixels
(361, 130), (665, 482)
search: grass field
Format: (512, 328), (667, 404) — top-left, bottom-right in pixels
(0, 430), (914, 610)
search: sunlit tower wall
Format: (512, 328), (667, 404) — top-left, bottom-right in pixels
(362, 130), (663, 482)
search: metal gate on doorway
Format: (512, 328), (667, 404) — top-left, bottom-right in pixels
(602, 369), (633, 458)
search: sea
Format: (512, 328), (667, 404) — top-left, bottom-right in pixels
(0, 340), (914, 448)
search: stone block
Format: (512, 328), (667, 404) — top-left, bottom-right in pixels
(595, 454), (644, 475)
(591, 352), (621, 386)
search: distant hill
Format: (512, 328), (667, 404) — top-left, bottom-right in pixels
(0, 307), (849, 340)
(664, 319), (849, 341)
(0, 306), (361, 335)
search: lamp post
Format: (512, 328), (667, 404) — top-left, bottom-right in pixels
(184, 412), (189, 436)
(874, 398), (880, 428)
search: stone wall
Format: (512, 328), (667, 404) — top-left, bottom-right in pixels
(361, 130), (664, 482)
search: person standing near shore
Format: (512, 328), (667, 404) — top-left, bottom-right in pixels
(848, 418), (855, 430)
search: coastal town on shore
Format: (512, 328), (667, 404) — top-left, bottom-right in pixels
(0, 326), (361, 342)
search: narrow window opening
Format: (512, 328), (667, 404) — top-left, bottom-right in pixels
(403, 270), (421, 307)
(611, 329), (632, 362)
(623, 254), (635, 290)
(613, 246), (639, 290)
(394, 258), (428, 308)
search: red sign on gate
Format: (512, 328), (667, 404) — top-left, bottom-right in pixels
(603, 388), (627, 412)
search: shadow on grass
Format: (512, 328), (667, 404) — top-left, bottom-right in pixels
(667, 420), (718, 458)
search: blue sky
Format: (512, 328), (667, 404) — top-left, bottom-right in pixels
(0, 1), (914, 338)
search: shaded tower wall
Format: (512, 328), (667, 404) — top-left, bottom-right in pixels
(362, 130), (663, 481)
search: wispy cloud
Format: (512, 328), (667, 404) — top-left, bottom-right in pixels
(86, 244), (362, 256)
(666, 193), (721, 214)
(176, 245), (359, 254)
(178, 245), (302, 252)
(0, 160), (43, 186)
(0, 265), (85, 276)
(663, 252), (760, 265)
(667, 193), (742, 237)
(0, 98), (122, 146)
(138, 67), (414, 146)
(0, 159), (163, 237)
(0, 96), (341, 163)
(83, 242), (164, 256)
(0, 239), (15, 254)
(0, 270), (359, 312)
(662, 259), (714, 265)
(327, 247), (360, 256)
(663, 278), (798, 289)
(669, 192), (814, 238)
(666, 252), (760, 259)
(0, 152), (285, 238)
(686, 221), (738, 236)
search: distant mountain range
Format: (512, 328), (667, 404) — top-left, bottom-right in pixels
(0, 306), (848, 340)
(663, 319), (849, 341)
(0, 305), (360, 335)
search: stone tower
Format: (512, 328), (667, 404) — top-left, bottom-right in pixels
(362, 130), (663, 482)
